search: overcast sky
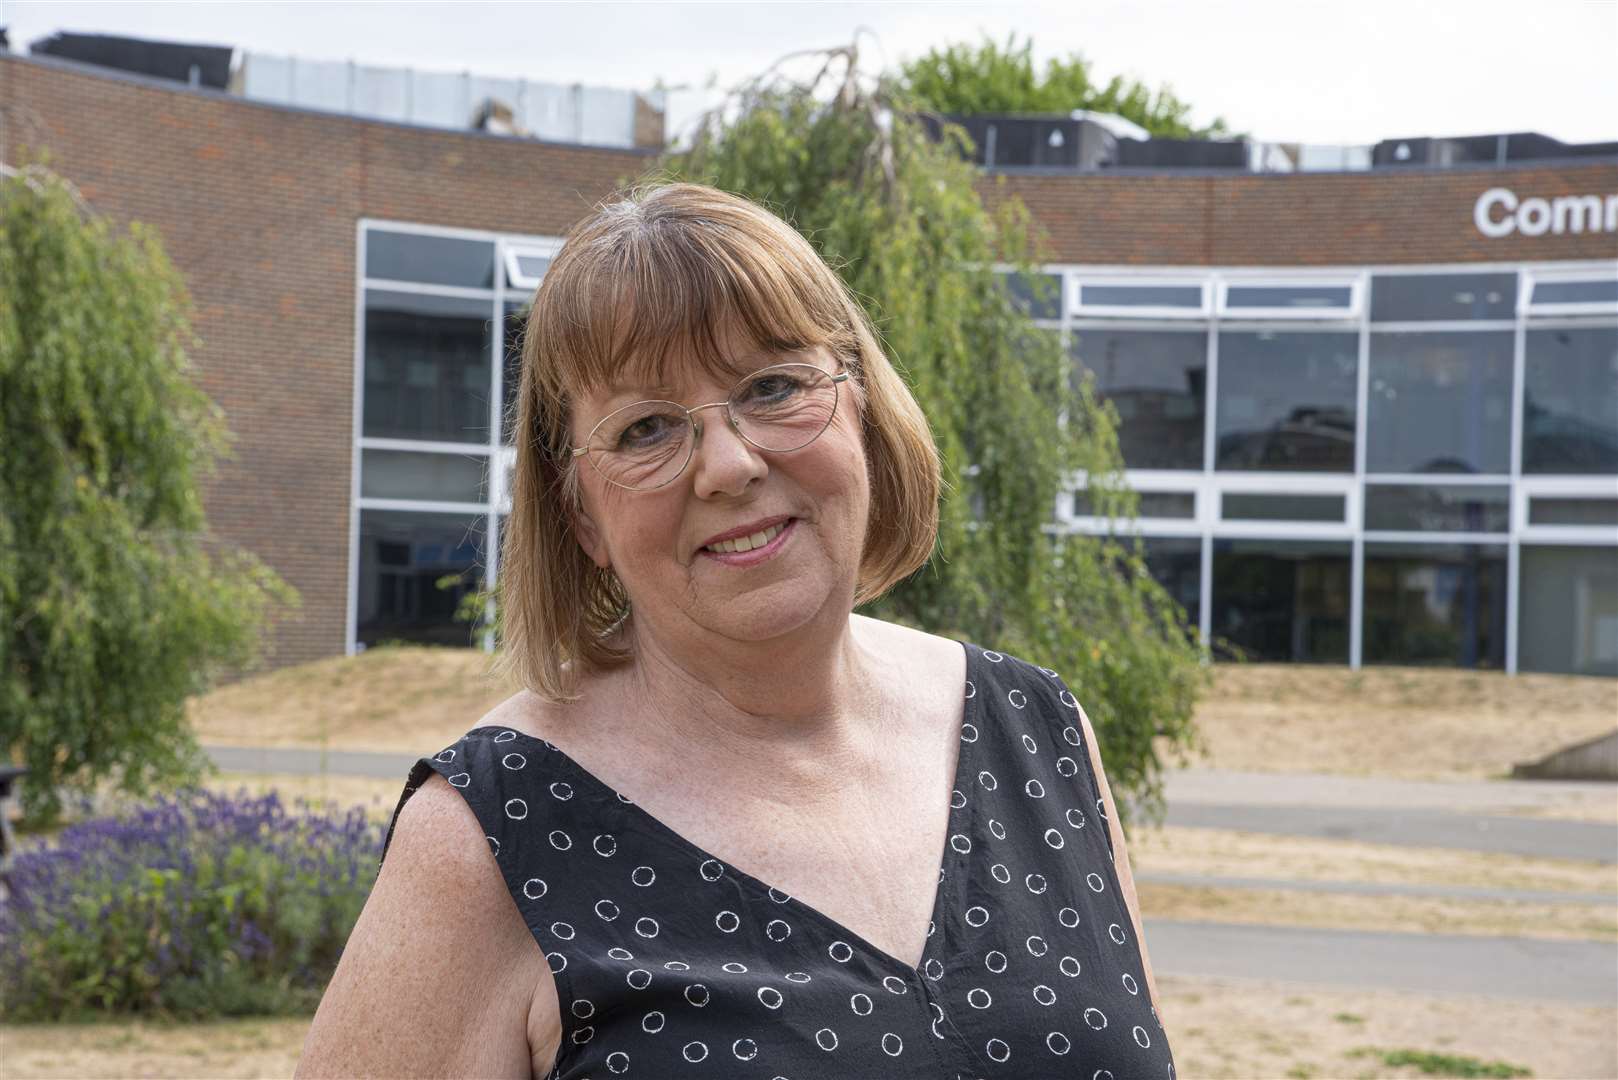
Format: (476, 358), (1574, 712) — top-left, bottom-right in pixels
(4, 0), (1616, 147)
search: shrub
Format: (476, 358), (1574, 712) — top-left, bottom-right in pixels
(0, 789), (382, 1020)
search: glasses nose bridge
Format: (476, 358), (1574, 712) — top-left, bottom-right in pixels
(685, 397), (739, 444)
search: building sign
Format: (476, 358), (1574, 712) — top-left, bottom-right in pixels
(1475, 187), (1618, 238)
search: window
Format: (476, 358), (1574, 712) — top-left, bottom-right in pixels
(504, 244), (555, 293)
(1362, 543), (1507, 669)
(1138, 536), (1202, 629)
(1523, 326), (1618, 475)
(356, 511), (487, 648)
(1221, 493), (1346, 523)
(1370, 273), (1516, 322)
(1366, 332), (1514, 474)
(1072, 491), (1195, 519)
(1523, 271), (1618, 316)
(1518, 545), (1618, 676)
(502, 301), (528, 446)
(1215, 331), (1358, 471)
(1219, 282), (1360, 319)
(1070, 330), (1206, 470)
(366, 229), (495, 289)
(1212, 539), (1351, 662)
(360, 450), (488, 504)
(363, 290), (493, 443)
(997, 271), (1063, 320)
(1364, 484), (1509, 533)
(1528, 497), (1618, 527)
(1072, 280), (1209, 318)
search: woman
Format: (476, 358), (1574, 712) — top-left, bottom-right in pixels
(298, 183), (1173, 1078)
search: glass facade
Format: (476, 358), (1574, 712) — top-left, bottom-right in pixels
(1069, 330), (1206, 470)
(1215, 331), (1357, 471)
(353, 224), (1616, 676)
(352, 223), (554, 653)
(1362, 543), (1507, 668)
(1523, 326), (1618, 474)
(1366, 332), (1514, 474)
(1518, 546), (1618, 676)
(355, 510), (487, 648)
(1211, 540), (1351, 663)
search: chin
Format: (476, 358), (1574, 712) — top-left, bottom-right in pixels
(694, 581), (846, 645)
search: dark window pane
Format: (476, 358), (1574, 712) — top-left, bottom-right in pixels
(1216, 331), (1358, 471)
(1221, 493), (1345, 522)
(1523, 326), (1618, 475)
(366, 229), (494, 289)
(357, 511), (486, 648)
(1071, 330), (1206, 470)
(1529, 497), (1618, 527)
(1367, 332), (1514, 474)
(1225, 285), (1353, 310)
(1212, 539), (1351, 662)
(1532, 279), (1618, 306)
(1364, 484), (1509, 532)
(1363, 543), (1506, 669)
(1139, 536), (1202, 629)
(1080, 284), (1203, 309)
(1072, 491), (1195, 518)
(998, 271), (1063, 320)
(1370, 273), (1516, 322)
(502, 300), (528, 446)
(1518, 545), (1618, 676)
(360, 449), (488, 503)
(364, 290), (493, 443)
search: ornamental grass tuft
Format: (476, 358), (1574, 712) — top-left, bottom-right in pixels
(0, 788), (383, 1021)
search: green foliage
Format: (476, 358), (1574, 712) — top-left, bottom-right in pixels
(1350, 1047), (1533, 1078)
(901, 33), (1229, 139)
(659, 48), (1209, 821)
(0, 164), (298, 823)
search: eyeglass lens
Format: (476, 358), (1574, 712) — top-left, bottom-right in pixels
(586, 364), (839, 490)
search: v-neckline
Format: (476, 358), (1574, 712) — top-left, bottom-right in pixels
(468, 640), (980, 983)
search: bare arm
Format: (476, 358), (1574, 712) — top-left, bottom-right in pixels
(1076, 702), (1163, 1009)
(296, 773), (560, 1078)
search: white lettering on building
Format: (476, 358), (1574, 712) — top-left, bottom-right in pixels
(1475, 187), (1618, 238)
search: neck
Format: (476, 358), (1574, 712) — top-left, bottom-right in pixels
(608, 612), (892, 777)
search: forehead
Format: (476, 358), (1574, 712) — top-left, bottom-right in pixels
(594, 338), (828, 403)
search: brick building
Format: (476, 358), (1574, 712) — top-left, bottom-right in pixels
(3, 49), (1615, 676)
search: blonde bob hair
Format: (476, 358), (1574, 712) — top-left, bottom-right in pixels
(492, 182), (940, 701)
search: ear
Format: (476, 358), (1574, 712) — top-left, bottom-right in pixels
(572, 502), (612, 570)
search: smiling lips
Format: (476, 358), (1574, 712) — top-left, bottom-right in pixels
(703, 520), (790, 554)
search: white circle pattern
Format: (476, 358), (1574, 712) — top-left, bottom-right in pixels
(411, 650), (1174, 1075)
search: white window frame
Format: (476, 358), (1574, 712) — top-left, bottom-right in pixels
(503, 241), (562, 293)
(1519, 265), (1618, 317)
(1069, 276), (1212, 320)
(1215, 276), (1364, 320)
(1515, 476), (1618, 543)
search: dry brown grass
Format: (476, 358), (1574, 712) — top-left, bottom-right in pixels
(188, 645), (513, 753)
(190, 648), (1618, 783)
(1181, 662), (1618, 780)
(201, 772), (406, 824)
(4, 980), (1611, 1080)
(1160, 975), (1617, 1080)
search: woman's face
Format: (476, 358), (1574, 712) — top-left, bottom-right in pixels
(568, 330), (871, 652)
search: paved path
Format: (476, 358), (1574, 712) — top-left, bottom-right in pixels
(1144, 920), (1618, 1004)
(1136, 871), (1618, 907)
(1162, 802), (1618, 863)
(1163, 768), (1616, 814)
(208, 744), (418, 779)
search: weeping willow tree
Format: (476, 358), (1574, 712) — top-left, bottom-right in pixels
(659, 46), (1209, 820)
(0, 163), (298, 822)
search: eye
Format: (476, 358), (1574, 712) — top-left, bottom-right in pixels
(613, 412), (683, 450)
(739, 372), (803, 406)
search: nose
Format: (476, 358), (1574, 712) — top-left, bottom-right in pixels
(689, 404), (766, 499)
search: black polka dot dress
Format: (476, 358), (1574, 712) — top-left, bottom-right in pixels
(385, 643), (1175, 1078)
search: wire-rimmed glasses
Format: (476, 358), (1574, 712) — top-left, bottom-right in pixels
(571, 363), (850, 491)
